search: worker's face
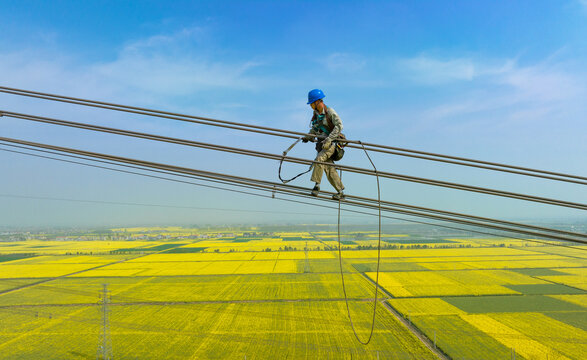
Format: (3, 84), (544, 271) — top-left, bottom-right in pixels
(310, 100), (324, 112)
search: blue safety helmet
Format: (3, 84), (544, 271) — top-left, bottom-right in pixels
(307, 89), (325, 104)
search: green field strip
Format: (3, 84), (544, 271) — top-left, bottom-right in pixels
(544, 311), (587, 332)
(547, 294), (587, 308)
(280, 237), (309, 241)
(504, 284), (586, 295)
(0, 254), (38, 263)
(512, 268), (570, 276)
(444, 295), (585, 313)
(381, 238), (456, 244)
(163, 246), (207, 253)
(352, 262), (427, 272)
(409, 314), (513, 359)
(113, 243), (187, 253)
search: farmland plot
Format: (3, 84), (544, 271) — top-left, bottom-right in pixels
(486, 312), (587, 359)
(0, 302), (435, 359)
(0, 273), (385, 306)
(366, 271), (519, 297)
(409, 314), (512, 359)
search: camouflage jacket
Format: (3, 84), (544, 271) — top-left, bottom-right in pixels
(308, 105), (343, 142)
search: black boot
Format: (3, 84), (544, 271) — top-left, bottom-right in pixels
(311, 184), (320, 197)
(332, 191), (345, 200)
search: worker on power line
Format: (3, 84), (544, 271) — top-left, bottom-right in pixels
(302, 89), (345, 200)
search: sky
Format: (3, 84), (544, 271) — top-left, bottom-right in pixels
(0, 0), (586, 228)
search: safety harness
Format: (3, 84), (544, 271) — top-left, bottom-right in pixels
(278, 107), (347, 184)
(311, 106), (347, 160)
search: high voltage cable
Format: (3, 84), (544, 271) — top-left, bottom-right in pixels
(10, 144), (587, 251)
(2, 135), (586, 242)
(1, 138), (585, 244)
(0, 193), (340, 218)
(2, 144), (586, 252)
(2, 142), (585, 243)
(2, 111), (586, 211)
(1, 138), (585, 246)
(1, 86), (586, 184)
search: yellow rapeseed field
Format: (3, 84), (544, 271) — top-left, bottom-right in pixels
(0, 263), (104, 278)
(366, 271), (518, 297)
(1, 229), (584, 359)
(461, 314), (571, 360)
(0, 240), (158, 254)
(387, 298), (465, 315)
(487, 312), (587, 360)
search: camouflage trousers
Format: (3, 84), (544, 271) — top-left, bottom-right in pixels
(310, 144), (344, 192)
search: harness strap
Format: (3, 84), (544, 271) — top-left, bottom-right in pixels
(311, 105), (334, 136)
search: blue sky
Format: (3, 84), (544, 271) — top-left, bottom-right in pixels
(1, 1), (586, 227)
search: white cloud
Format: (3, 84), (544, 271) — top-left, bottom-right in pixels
(122, 27), (206, 55)
(92, 53), (262, 96)
(0, 27), (265, 106)
(398, 56), (478, 84)
(322, 53), (366, 72)
(403, 55), (585, 125)
(398, 54), (525, 86)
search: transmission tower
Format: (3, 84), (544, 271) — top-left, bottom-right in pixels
(97, 284), (113, 360)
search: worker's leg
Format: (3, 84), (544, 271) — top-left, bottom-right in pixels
(310, 145), (336, 184)
(324, 160), (344, 192)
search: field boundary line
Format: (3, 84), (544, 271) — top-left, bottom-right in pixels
(512, 245), (587, 260)
(0, 297), (383, 308)
(380, 299), (450, 360)
(361, 271), (449, 359)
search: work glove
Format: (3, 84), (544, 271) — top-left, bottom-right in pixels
(322, 138), (332, 150)
(302, 135), (313, 143)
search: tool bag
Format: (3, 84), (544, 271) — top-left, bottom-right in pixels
(331, 134), (346, 161)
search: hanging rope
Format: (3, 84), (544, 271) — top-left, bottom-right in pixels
(278, 137), (313, 184)
(337, 141), (383, 345)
